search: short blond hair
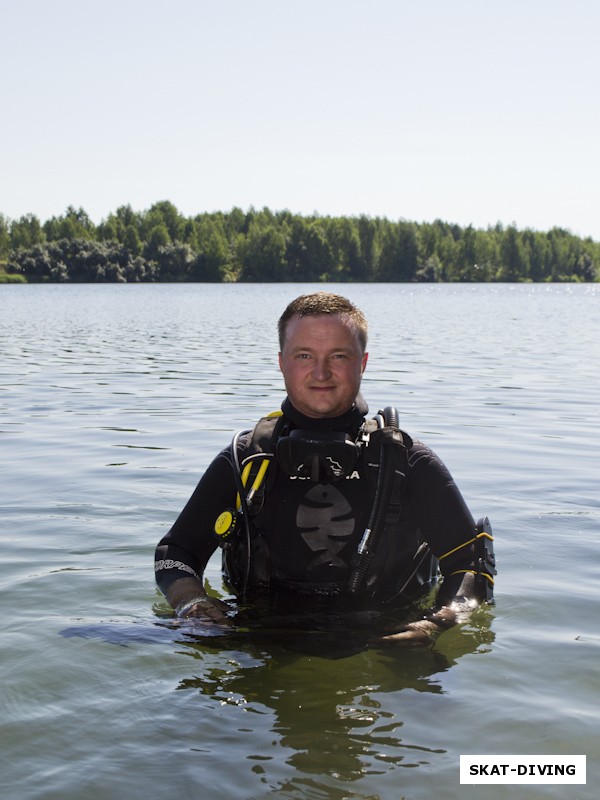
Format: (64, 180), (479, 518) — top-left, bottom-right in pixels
(278, 292), (368, 352)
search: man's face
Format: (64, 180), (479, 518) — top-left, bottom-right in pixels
(278, 314), (368, 419)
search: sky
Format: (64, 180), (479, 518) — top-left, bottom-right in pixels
(2, 0), (599, 240)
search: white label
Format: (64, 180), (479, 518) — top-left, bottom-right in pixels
(460, 755), (586, 784)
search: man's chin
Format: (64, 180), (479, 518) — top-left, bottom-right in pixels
(293, 395), (348, 419)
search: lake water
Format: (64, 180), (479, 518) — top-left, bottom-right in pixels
(1, 282), (598, 800)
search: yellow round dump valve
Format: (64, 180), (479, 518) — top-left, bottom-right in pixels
(214, 509), (237, 539)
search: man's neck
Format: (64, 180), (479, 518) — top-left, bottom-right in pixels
(281, 394), (368, 435)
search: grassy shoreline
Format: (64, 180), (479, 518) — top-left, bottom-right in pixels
(0, 266), (27, 283)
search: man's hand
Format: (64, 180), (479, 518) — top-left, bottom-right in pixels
(176, 595), (234, 627)
(374, 619), (444, 646)
(372, 598), (479, 646)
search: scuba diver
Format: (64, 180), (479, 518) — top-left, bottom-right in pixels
(154, 292), (496, 645)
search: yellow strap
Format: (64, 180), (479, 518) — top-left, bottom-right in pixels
(234, 410), (281, 509)
(241, 462), (253, 486)
(449, 569), (495, 585)
(247, 458), (270, 502)
(252, 458), (270, 491)
(439, 537), (476, 561)
(235, 462), (252, 511)
(439, 531), (494, 561)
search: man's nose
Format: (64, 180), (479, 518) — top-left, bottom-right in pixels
(312, 358), (331, 380)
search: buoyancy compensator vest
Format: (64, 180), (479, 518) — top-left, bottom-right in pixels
(216, 407), (439, 603)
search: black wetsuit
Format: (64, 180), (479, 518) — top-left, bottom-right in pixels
(155, 397), (485, 613)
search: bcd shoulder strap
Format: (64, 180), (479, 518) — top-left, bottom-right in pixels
(241, 410), (285, 459)
(237, 411), (287, 513)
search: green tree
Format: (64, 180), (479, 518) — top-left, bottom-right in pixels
(96, 217), (120, 242)
(0, 214), (9, 257)
(97, 206), (142, 244)
(455, 225), (492, 281)
(190, 218), (230, 281)
(241, 223), (289, 281)
(181, 218), (198, 249)
(415, 254), (442, 282)
(219, 207), (250, 243)
(144, 223), (171, 260)
(115, 204), (139, 228)
(143, 201), (185, 243)
(323, 217), (363, 281)
(43, 206), (95, 242)
(9, 242), (59, 281)
(287, 218), (335, 281)
(154, 243), (194, 281)
(10, 213), (45, 249)
(522, 230), (550, 281)
(498, 226), (527, 281)
(356, 215), (379, 280)
(377, 221), (419, 281)
(124, 255), (154, 282)
(545, 228), (569, 281)
(423, 219), (460, 281)
(5, 203), (599, 283)
(124, 224), (142, 256)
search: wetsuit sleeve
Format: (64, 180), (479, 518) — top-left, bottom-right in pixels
(405, 441), (486, 605)
(154, 443), (238, 610)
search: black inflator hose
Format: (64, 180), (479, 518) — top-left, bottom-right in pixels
(230, 430), (254, 602)
(348, 408), (399, 593)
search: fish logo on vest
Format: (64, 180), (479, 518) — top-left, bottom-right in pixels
(296, 484), (355, 571)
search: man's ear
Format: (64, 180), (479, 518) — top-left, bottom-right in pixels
(361, 352), (369, 373)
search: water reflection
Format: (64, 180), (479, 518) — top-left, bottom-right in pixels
(61, 606), (493, 795)
(170, 608), (494, 794)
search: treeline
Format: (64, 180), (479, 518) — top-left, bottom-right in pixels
(1, 202), (598, 283)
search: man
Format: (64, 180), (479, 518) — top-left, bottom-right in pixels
(155, 292), (495, 644)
